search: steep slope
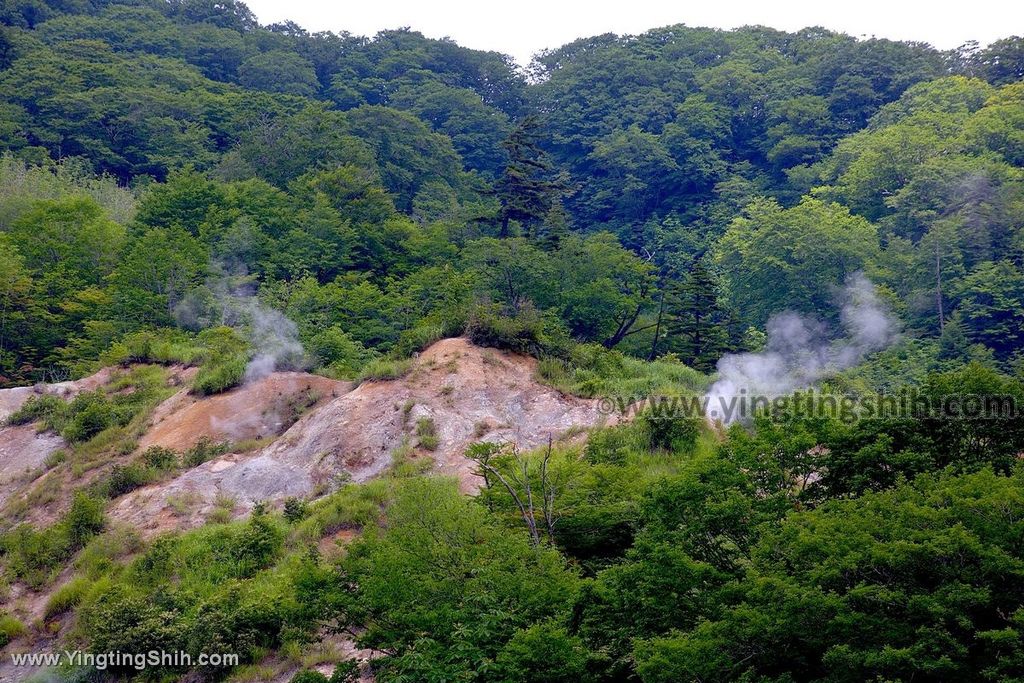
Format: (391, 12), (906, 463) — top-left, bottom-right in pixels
(138, 372), (348, 452)
(0, 368), (115, 508)
(109, 338), (614, 534)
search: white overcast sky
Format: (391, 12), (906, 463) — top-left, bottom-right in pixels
(243, 0), (1023, 66)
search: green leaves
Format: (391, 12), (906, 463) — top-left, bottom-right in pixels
(716, 197), (880, 326)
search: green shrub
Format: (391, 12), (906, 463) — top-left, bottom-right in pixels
(1, 525), (64, 588)
(192, 355), (247, 396)
(541, 343), (708, 399)
(390, 439), (433, 477)
(101, 463), (152, 498)
(16, 389), (140, 444)
(494, 622), (590, 683)
(141, 446), (179, 470)
(357, 357), (413, 383)
(638, 409), (702, 453)
(64, 492), (106, 548)
(44, 575), (90, 618)
(329, 662), (359, 683)
(283, 497), (308, 523)
(196, 326), (249, 359)
(415, 417), (439, 451)
(79, 586), (190, 666)
(186, 584), (288, 671)
(293, 666), (357, 683)
(75, 527), (142, 579)
(392, 323), (446, 358)
(296, 481), (389, 541)
(0, 613), (26, 646)
(0, 493), (104, 587)
(584, 424), (646, 466)
(308, 326), (375, 378)
(61, 394), (118, 443)
(183, 437), (230, 467)
(466, 303), (572, 359)
(101, 330), (208, 367)
(231, 511), (284, 576)
(6, 393), (63, 426)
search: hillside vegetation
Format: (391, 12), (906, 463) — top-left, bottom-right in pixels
(0, 2), (1023, 681)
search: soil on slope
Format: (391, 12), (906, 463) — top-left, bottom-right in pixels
(0, 368), (114, 423)
(139, 372), (348, 452)
(0, 368), (345, 529)
(110, 338), (615, 535)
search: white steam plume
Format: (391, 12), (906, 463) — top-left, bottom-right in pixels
(242, 301), (304, 382)
(174, 262), (306, 383)
(705, 273), (898, 423)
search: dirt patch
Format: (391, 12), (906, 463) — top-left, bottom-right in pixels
(109, 338), (615, 535)
(139, 372), (348, 452)
(0, 424), (64, 503)
(276, 337), (615, 491)
(0, 367), (114, 423)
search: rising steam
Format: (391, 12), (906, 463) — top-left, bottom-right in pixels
(174, 262), (306, 382)
(242, 302), (304, 382)
(705, 273), (898, 422)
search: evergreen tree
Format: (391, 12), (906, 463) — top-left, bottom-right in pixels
(495, 116), (567, 238)
(937, 311), (971, 362)
(662, 261), (731, 371)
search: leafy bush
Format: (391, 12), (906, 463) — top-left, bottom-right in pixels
(61, 393), (119, 442)
(0, 613), (26, 646)
(638, 409), (702, 453)
(140, 445), (179, 470)
(295, 481), (389, 542)
(63, 492), (106, 547)
(8, 386), (156, 445)
(415, 417), (439, 451)
(292, 667), (357, 683)
(542, 343), (708, 399)
(283, 497), (308, 523)
(0, 493), (104, 587)
(291, 670), (329, 683)
(100, 329), (208, 367)
(230, 511), (285, 577)
(466, 303), (573, 359)
(186, 583), (289, 668)
(357, 357), (413, 383)
(80, 586), (190, 668)
(308, 326), (376, 378)
(584, 423), (648, 466)
(75, 527), (143, 579)
(392, 323), (447, 358)
(192, 355), (247, 396)
(44, 575), (91, 618)
(494, 622), (590, 683)
(5, 393), (63, 426)
(328, 478), (579, 680)
(183, 437), (230, 467)
(100, 463), (152, 498)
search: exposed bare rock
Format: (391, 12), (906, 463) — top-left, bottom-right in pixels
(0, 425), (64, 503)
(110, 338), (614, 534)
(0, 367), (113, 423)
(139, 372), (348, 452)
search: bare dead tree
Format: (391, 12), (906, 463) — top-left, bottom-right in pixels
(539, 435), (559, 541)
(466, 439), (566, 547)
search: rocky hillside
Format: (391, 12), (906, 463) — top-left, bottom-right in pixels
(0, 338), (615, 538)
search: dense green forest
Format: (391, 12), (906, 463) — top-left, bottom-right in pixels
(1, 0), (1024, 680)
